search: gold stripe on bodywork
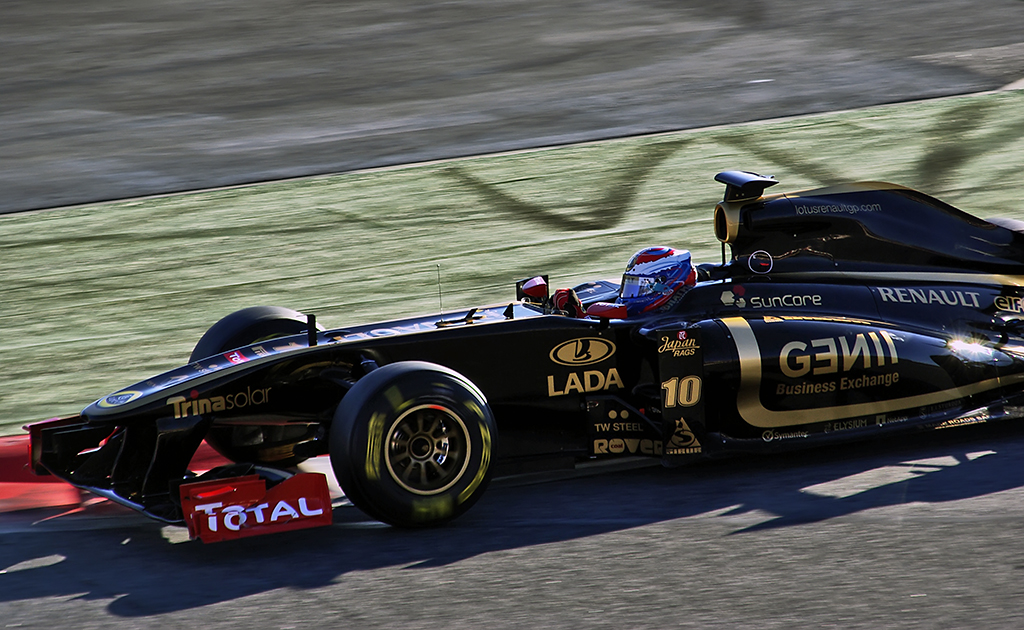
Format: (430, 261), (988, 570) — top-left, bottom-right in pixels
(722, 317), (1022, 428)
(778, 271), (1024, 288)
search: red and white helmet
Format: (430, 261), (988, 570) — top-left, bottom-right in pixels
(619, 247), (696, 316)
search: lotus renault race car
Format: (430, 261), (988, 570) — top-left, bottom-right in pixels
(28, 171), (1024, 542)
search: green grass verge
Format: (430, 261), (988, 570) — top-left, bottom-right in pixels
(4, 90), (1024, 434)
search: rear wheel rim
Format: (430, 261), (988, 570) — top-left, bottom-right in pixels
(384, 404), (472, 495)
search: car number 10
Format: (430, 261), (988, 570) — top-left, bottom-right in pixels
(662, 376), (702, 408)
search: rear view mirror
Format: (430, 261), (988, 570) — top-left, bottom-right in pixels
(517, 276), (549, 302)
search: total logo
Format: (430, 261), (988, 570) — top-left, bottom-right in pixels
(224, 351), (249, 364)
(181, 473), (332, 543)
(192, 498), (324, 533)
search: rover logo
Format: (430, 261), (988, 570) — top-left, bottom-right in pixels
(549, 338), (616, 366)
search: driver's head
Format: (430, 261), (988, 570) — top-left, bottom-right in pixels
(619, 247), (696, 316)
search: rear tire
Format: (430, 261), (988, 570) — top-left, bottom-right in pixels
(330, 361), (496, 527)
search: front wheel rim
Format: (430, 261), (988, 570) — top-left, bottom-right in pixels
(384, 403), (472, 495)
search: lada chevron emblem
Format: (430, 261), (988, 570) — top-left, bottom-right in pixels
(549, 338), (616, 366)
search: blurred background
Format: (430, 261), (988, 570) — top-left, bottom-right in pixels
(3, 0), (1024, 429)
(3, 0), (1024, 213)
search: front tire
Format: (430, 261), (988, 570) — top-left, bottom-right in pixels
(189, 305), (317, 363)
(189, 306), (324, 467)
(330, 361), (496, 527)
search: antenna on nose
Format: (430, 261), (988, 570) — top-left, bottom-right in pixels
(436, 264), (444, 319)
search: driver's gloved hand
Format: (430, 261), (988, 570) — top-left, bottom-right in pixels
(552, 288), (586, 318)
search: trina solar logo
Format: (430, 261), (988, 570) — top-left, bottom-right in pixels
(166, 386), (272, 419)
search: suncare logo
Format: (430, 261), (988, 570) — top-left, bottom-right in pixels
(748, 294), (822, 309)
(721, 287), (821, 309)
(167, 386), (272, 419)
(877, 287), (981, 308)
(779, 331), (899, 378)
(547, 368), (623, 397)
(549, 338), (616, 366)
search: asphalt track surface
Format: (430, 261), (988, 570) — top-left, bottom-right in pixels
(5, 1), (1024, 628)
(6, 423), (1024, 629)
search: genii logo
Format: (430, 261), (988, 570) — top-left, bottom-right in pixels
(549, 338), (616, 366)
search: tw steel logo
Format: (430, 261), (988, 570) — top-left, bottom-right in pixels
(549, 338), (616, 366)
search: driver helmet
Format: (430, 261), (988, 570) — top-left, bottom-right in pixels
(619, 246), (696, 316)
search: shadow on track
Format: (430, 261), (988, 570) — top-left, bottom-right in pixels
(2, 421), (1024, 616)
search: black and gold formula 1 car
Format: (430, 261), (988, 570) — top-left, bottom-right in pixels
(28, 170), (1024, 541)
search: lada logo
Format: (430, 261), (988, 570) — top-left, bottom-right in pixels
(549, 338), (616, 366)
(547, 368), (624, 397)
